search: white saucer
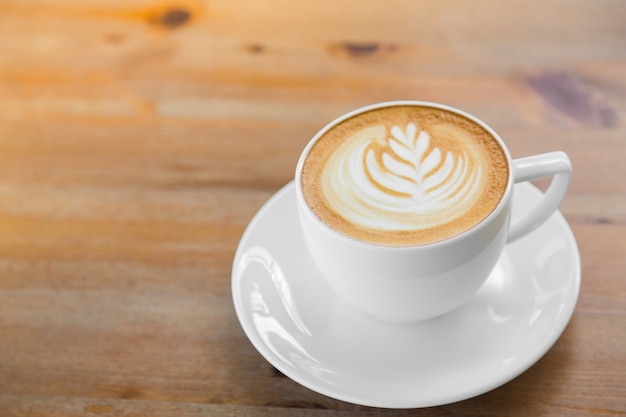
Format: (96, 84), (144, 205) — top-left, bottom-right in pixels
(232, 181), (581, 408)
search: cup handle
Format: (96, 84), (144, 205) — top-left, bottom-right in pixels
(508, 151), (572, 243)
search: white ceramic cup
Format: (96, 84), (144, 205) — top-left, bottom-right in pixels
(295, 101), (571, 323)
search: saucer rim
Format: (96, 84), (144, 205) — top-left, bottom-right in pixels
(232, 181), (581, 408)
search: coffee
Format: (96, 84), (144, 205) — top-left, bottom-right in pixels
(300, 105), (509, 246)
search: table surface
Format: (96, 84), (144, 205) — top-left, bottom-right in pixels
(1, 1), (625, 416)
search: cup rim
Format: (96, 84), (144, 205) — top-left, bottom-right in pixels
(295, 100), (514, 250)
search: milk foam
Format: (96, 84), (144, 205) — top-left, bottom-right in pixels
(321, 123), (483, 232)
(300, 105), (509, 246)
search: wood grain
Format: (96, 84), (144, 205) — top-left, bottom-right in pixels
(1, 0), (625, 415)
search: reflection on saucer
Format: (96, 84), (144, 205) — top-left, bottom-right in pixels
(236, 246), (310, 336)
(235, 246), (336, 384)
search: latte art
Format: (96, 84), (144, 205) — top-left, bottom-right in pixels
(324, 123), (482, 231)
(300, 105), (509, 246)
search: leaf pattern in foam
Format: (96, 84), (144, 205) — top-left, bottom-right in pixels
(366, 123), (479, 210)
(323, 121), (483, 232)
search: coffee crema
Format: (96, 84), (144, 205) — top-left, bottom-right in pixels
(300, 105), (510, 246)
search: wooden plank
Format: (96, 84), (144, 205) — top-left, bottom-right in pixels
(0, 394), (338, 417)
(2, 0), (625, 44)
(1, 2), (624, 128)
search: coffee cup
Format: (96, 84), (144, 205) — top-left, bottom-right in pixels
(295, 101), (571, 323)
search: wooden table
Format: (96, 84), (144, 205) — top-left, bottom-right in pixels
(1, 1), (625, 415)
